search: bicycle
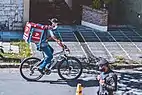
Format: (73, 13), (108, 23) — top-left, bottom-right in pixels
(19, 45), (83, 81)
(20, 18), (82, 81)
(81, 55), (115, 74)
(0, 46), (4, 62)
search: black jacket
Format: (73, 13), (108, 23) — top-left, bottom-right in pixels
(97, 69), (117, 95)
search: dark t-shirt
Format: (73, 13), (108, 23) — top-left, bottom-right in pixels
(98, 69), (117, 95)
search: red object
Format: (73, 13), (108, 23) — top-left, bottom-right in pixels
(23, 22), (48, 43)
(31, 31), (42, 43)
(23, 22), (32, 42)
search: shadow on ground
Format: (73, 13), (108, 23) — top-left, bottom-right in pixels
(116, 71), (142, 94)
(30, 79), (99, 87)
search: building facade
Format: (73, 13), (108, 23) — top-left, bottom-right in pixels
(109, 0), (142, 27)
(0, 0), (24, 31)
(0, 0), (141, 32)
(120, 0), (142, 27)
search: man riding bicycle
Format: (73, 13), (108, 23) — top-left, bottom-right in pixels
(37, 18), (68, 74)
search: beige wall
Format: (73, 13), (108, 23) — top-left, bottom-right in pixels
(23, 0), (30, 25)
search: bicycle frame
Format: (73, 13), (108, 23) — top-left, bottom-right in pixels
(40, 49), (68, 70)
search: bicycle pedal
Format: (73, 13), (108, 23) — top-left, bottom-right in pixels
(45, 69), (51, 75)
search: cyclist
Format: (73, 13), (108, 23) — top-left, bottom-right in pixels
(37, 18), (67, 74)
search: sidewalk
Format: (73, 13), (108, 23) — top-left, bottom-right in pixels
(0, 42), (19, 54)
(0, 42), (142, 70)
(1, 61), (142, 71)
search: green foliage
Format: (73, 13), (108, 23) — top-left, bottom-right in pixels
(112, 56), (141, 65)
(11, 41), (32, 58)
(92, 0), (101, 9)
(0, 41), (31, 59)
(92, 0), (112, 9)
(113, 56), (126, 64)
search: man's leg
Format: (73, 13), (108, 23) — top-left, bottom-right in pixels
(39, 46), (53, 70)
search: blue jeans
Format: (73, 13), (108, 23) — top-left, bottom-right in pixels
(39, 45), (53, 69)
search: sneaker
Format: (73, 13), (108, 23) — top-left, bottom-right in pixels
(45, 68), (51, 75)
(38, 68), (44, 75)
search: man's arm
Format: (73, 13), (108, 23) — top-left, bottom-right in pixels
(52, 36), (64, 48)
(48, 30), (64, 48)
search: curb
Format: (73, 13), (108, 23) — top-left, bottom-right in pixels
(111, 64), (142, 69)
(2, 58), (21, 63)
(0, 63), (20, 68)
(1, 63), (142, 70)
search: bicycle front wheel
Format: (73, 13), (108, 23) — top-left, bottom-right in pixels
(58, 57), (83, 80)
(19, 57), (43, 81)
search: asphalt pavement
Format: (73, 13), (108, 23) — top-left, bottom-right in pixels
(0, 68), (98, 95)
(0, 68), (142, 95)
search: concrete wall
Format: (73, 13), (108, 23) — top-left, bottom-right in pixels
(116, 0), (142, 27)
(23, 0), (29, 25)
(124, 0), (142, 27)
(0, 0), (24, 31)
(65, 0), (72, 9)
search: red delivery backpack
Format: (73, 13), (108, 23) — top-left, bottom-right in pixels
(23, 22), (47, 45)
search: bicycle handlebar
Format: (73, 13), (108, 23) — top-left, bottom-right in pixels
(63, 44), (70, 52)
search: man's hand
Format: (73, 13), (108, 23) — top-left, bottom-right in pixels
(63, 44), (67, 49)
(63, 44), (70, 53)
(63, 44), (69, 50)
(97, 75), (101, 80)
(99, 79), (105, 85)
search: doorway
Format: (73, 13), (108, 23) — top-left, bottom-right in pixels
(29, 0), (73, 24)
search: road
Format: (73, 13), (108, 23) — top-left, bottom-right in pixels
(0, 68), (142, 95)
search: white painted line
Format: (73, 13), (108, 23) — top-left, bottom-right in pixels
(81, 21), (108, 32)
(57, 29), (86, 57)
(108, 32), (132, 60)
(92, 31), (113, 59)
(77, 29), (95, 58)
(119, 29), (142, 52)
(72, 29), (88, 58)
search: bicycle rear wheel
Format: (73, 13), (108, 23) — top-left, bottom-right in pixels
(58, 57), (83, 80)
(19, 57), (43, 81)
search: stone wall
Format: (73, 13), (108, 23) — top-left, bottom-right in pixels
(0, 0), (24, 31)
(82, 6), (108, 26)
(81, 6), (108, 31)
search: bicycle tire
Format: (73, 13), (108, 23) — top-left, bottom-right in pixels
(19, 57), (43, 81)
(57, 56), (83, 80)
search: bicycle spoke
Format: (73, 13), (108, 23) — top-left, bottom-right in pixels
(58, 57), (82, 80)
(20, 57), (43, 81)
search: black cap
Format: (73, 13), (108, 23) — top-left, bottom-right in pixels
(96, 57), (109, 66)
